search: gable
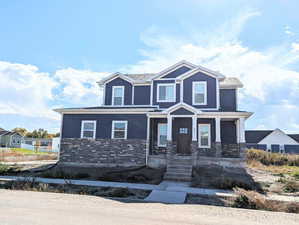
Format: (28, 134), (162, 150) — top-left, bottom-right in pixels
(170, 107), (194, 115)
(259, 129), (298, 145)
(161, 66), (191, 79)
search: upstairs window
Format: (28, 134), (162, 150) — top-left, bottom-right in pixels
(192, 81), (207, 105)
(112, 86), (124, 105)
(112, 121), (128, 139)
(158, 123), (167, 147)
(81, 120), (97, 139)
(198, 124), (211, 148)
(157, 83), (175, 102)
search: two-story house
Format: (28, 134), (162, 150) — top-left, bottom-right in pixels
(55, 61), (252, 180)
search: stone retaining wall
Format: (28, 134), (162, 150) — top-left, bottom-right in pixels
(59, 138), (146, 167)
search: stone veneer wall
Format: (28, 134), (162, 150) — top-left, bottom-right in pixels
(59, 138), (146, 167)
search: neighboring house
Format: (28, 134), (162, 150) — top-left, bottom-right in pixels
(0, 129), (23, 148)
(246, 129), (299, 154)
(54, 60), (252, 179)
(21, 138), (52, 152)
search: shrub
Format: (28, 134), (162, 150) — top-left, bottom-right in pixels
(291, 171), (299, 180)
(233, 188), (299, 213)
(247, 149), (299, 166)
(283, 181), (299, 193)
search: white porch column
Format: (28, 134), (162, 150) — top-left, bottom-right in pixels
(192, 115), (197, 141)
(236, 119), (240, 143)
(239, 117), (245, 143)
(215, 117), (221, 143)
(167, 115), (172, 141)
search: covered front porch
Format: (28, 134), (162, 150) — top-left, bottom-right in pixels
(146, 104), (251, 166)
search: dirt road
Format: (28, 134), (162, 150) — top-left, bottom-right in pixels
(0, 189), (298, 225)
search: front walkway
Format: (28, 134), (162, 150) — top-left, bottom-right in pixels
(0, 176), (298, 204)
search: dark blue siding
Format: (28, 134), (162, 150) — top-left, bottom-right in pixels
(220, 89), (236, 111)
(198, 118), (215, 142)
(152, 80), (180, 108)
(134, 85), (150, 105)
(105, 78), (132, 105)
(246, 144), (267, 150)
(271, 144), (280, 153)
(62, 114), (147, 139)
(183, 72), (217, 109)
(170, 108), (194, 115)
(162, 66), (191, 78)
(221, 121), (237, 144)
(285, 145), (299, 154)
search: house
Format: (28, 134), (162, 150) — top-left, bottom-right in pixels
(54, 60), (252, 180)
(21, 137), (52, 152)
(246, 129), (299, 154)
(0, 129), (23, 148)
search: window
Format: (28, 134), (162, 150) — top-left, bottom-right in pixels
(158, 123), (167, 147)
(193, 81), (207, 105)
(112, 86), (124, 105)
(81, 120), (96, 139)
(198, 124), (211, 148)
(112, 121), (128, 139)
(157, 83), (175, 102)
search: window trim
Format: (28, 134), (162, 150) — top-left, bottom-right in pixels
(192, 81), (207, 105)
(157, 83), (176, 103)
(198, 123), (211, 148)
(112, 86), (125, 106)
(81, 120), (97, 139)
(111, 120), (128, 139)
(157, 123), (167, 147)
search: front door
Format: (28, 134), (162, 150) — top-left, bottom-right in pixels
(174, 118), (192, 154)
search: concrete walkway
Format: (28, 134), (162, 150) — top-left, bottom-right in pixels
(145, 190), (187, 204)
(0, 176), (298, 203)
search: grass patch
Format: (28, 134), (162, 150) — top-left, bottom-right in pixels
(0, 163), (20, 175)
(9, 148), (52, 155)
(233, 188), (299, 213)
(0, 179), (150, 199)
(247, 149), (299, 166)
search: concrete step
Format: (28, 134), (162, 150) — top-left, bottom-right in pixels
(167, 161), (192, 166)
(165, 172), (192, 178)
(163, 174), (192, 182)
(166, 168), (192, 174)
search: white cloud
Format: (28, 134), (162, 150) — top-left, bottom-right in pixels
(0, 61), (58, 120)
(124, 9), (299, 132)
(54, 68), (108, 105)
(291, 42), (299, 52)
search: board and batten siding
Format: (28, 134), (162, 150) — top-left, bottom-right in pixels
(220, 89), (236, 111)
(61, 114), (147, 139)
(133, 85), (151, 105)
(104, 77), (133, 105)
(161, 66), (192, 79)
(183, 72), (217, 109)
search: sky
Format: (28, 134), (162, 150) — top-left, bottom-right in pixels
(0, 0), (299, 133)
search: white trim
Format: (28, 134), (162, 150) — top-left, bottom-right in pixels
(58, 113), (63, 160)
(163, 102), (199, 114)
(111, 120), (128, 139)
(192, 116), (197, 141)
(112, 86), (125, 106)
(198, 124), (211, 148)
(132, 85), (135, 105)
(151, 60), (197, 80)
(146, 116), (150, 165)
(216, 79), (220, 110)
(180, 81), (184, 102)
(97, 72), (134, 86)
(178, 65), (225, 81)
(157, 123), (167, 147)
(167, 115), (172, 141)
(80, 120), (97, 139)
(215, 117), (221, 143)
(192, 81), (207, 105)
(102, 84), (106, 105)
(157, 83), (176, 103)
(150, 80), (153, 105)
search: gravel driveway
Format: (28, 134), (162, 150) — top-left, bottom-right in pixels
(0, 189), (298, 225)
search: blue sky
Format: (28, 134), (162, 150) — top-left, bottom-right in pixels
(0, 0), (299, 133)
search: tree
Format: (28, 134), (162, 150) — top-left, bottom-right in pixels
(26, 128), (48, 138)
(12, 127), (28, 137)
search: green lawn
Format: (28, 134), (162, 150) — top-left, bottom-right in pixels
(9, 148), (52, 155)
